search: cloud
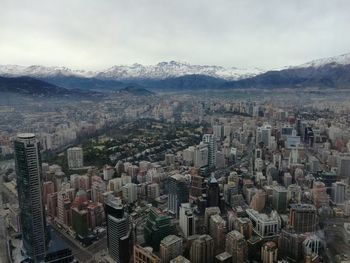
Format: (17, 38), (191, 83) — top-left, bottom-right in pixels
(0, 0), (349, 69)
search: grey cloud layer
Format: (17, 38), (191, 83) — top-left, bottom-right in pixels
(0, 0), (349, 70)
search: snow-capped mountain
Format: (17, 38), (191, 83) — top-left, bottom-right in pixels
(96, 61), (264, 80)
(296, 53), (350, 68)
(0, 64), (97, 78)
(0, 61), (263, 81)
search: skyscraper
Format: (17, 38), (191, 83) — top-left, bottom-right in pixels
(168, 174), (189, 217)
(225, 230), (247, 263)
(203, 134), (217, 168)
(179, 203), (196, 238)
(209, 214), (227, 254)
(190, 234), (214, 263)
(14, 133), (49, 261)
(105, 196), (132, 263)
(160, 235), (183, 263)
(289, 204), (317, 233)
(207, 175), (220, 207)
(144, 208), (175, 251)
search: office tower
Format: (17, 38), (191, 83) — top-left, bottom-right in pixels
(312, 181), (329, 208)
(190, 234), (214, 263)
(287, 184), (302, 203)
(283, 172), (293, 187)
(204, 207), (221, 231)
(215, 252), (232, 263)
(105, 196), (132, 263)
(147, 183), (160, 200)
(331, 181), (347, 205)
(213, 125), (223, 140)
(278, 229), (306, 262)
(225, 230), (247, 263)
(194, 143), (209, 168)
(144, 208), (175, 251)
(168, 174), (189, 217)
(67, 147), (83, 169)
(203, 134), (217, 167)
(57, 190), (72, 226)
(103, 165), (115, 180)
(14, 133), (49, 261)
(234, 217), (253, 239)
(209, 214), (227, 254)
(190, 174), (206, 201)
(160, 235), (183, 263)
(165, 153), (176, 166)
(256, 124), (272, 148)
(122, 183), (138, 204)
(134, 245), (161, 263)
(179, 203), (196, 238)
(207, 175), (220, 207)
(337, 155), (350, 178)
(250, 189), (266, 212)
(272, 186), (288, 213)
(289, 204), (317, 233)
(246, 209), (281, 238)
(170, 255), (190, 263)
(261, 241), (278, 263)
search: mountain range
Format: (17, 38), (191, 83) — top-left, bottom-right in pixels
(0, 53), (350, 93)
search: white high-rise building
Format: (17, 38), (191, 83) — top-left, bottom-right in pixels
(213, 125), (223, 140)
(194, 143), (208, 168)
(179, 203), (196, 238)
(160, 235), (183, 263)
(332, 181), (347, 205)
(122, 183), (137, 204)
(203, 134), (217, 168)
(67, 147), (83, 169)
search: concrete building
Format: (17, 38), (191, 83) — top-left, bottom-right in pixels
(209, 214), (227, 254)
(179, 203), (196, 238)
(246, 209), (281, 238)
(190, 234), (214, 263)
(170, 255), (190, 263)
(160, 235), (183, 263)
(134, 245), (161, 263)
(67, 147), (83, 169)
(225, 230), (247, 263)
(331, 181), (347, 205)
(122, 183), (137, 204)
(289, 204), (317, 233)
(215, 252), (232, 263)
(261, 241), (278, 263)
(203, 134), (218, 167)
(272, 186), (288, 213)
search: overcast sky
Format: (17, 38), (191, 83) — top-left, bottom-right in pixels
(1, 0), (350, 70)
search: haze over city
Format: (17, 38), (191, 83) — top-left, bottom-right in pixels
(1, 1), (350, 263)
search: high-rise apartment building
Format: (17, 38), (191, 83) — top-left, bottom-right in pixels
(190, 234), (214, 263)
(261, 241), (278, 263)
(67, 147), (83, 169)
(179, 203), (196, 238)
(14, 133), (49, 261)
(225, 230), (247, 263)
(203, 134), (217, 168)
(160, 235), (183, 263)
